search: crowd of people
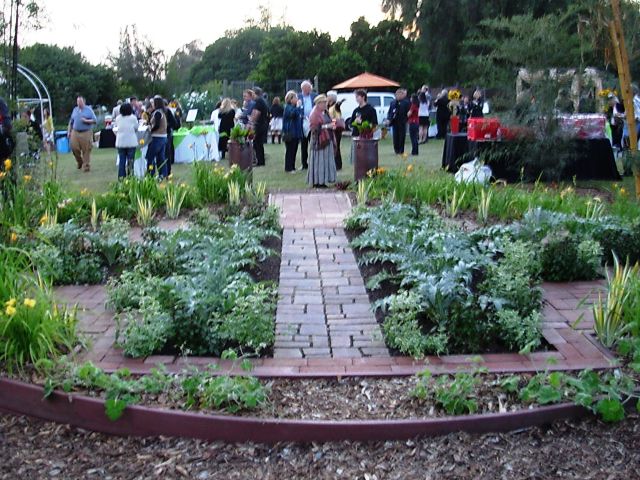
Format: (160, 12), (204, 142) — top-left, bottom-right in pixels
(65, 80), (487, 187)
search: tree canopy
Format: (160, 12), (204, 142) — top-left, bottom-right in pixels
(17, 43), (116, 120)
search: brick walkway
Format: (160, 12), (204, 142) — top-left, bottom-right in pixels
(270, 193), (389, 358)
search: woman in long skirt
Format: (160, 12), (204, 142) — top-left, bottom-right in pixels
(307, 94), (336, 188)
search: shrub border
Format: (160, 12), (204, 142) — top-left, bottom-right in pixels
(0, 377), (589, 443)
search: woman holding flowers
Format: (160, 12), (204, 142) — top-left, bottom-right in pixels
(307, 94), (336, 188)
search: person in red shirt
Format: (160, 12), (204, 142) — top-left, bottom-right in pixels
(408, 94), (420, 156)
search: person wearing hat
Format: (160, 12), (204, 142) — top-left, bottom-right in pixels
(307, 94), (336, 188)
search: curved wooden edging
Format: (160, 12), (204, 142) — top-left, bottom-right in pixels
(0, 378), (589, 443)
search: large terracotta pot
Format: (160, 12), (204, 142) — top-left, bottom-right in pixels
(228, 140), (254, 172)
(353, 138), (379, 181)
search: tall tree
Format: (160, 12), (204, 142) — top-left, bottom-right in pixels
(189, 26), (275, 87)
(165, 41), (203, 96)
(250, 29), (333, 94)
(109, 25), (166, 96)
(0, 0), (43, 102)
(18, 43), (117, 119)
(347, 17), (429, 88)
(382, 0), (574, 85)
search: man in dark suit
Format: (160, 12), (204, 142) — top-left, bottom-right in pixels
(387, 88), (410, 154)
(297, 80), (317, 169)
(250, 88), (270, 166)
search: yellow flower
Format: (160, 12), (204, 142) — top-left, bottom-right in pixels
(179, 183), (187, 188)
(48, 161), (54, 168)
(406, 164), (414, 173)
(4, 159), (11, 170)
(402, 153), (409, 160)
(5, 298), (16, 307)
(5, 305), (16, 316)
(139, 139), (145, 146)
(0, 171), (6, 179)
(23, 175), (32, 182)
(23, 298), (36, 308)
(619, 187), (627, 196)
(39, 213), (48, 225)
(9, 232), (17, 243)
(80, 188), (89, 196)
(148, 165), (154, 171)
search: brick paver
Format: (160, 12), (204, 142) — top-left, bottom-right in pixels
(270, 192), (389, 359)
(274, 227), (389, 358)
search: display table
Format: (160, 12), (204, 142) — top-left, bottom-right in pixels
(98, 129), (116, 148)
(172, 126), (219, 163)
(441, 133), (621, 181)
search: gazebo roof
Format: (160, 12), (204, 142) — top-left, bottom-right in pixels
(332, 72), (400, 90)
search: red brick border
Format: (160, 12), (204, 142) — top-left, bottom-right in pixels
(56, 280), (616, 377)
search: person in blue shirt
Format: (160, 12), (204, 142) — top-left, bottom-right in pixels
(67, 96), (97, 172)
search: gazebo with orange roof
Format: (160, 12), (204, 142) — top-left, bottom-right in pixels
(332, 72), (400, 90)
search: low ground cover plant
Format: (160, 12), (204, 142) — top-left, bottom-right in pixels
(412, 366), (640, 422)
(39, 353), (267, 421)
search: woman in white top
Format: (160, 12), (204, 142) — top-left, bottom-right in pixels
(418, 91), (431, 144)
(115, 102), (139, 178)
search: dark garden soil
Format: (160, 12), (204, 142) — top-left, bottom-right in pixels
(1, 412), (638, 479)
(245, 235), (282, 284)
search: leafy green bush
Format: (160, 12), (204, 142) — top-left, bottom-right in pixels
(109, 209), (279, 357)
(348, 201), (543, 356)
(494, 309), (542, 353)
(540, 231), (602, 281)
(382, 291), (448, 357)
(30, 219), (131, 285)
(115, 297), (171, 357)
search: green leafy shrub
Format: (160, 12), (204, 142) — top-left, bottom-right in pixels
(109, 209), (279, 357)
(540, 231), (602, 282)
(382, 291), (448, 357)
(115, 297), (171, 357)
(494, 309), (542, 353)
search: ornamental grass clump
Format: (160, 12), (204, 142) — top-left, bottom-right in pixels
(164, 181), (187, 219)
(593, 254), (638, 348)
(0, 247), (77, 371)
(135, 194), (155, 227)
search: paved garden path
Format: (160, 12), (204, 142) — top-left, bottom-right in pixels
(269, 193), (389, 359)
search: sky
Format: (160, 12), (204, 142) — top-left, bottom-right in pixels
(26, 0), (387, 64)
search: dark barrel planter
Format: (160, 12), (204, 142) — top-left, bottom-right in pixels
(228, 140), (254, 172)
(353, 138), (379, 181)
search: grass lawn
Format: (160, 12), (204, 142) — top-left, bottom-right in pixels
(53, 136), (443, 194)
(52, 135), (636, 197)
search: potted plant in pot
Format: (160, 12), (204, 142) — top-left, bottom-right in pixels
(353, 120), (379, 181)
(448, 89), (462, 134)
(225, 124), (254, 172)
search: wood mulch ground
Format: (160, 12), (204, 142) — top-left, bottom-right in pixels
(1, 413), (637, 479)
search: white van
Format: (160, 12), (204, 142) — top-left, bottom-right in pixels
(336, 91), (396, 130)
